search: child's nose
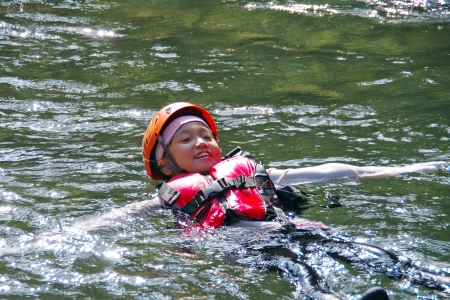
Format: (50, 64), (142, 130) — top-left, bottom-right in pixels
(195, 137), (208, 147)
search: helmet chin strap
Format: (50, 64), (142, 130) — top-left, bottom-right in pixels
(157, 135), (184, 175)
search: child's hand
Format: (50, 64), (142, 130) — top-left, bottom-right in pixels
(401, 161), (448, 174)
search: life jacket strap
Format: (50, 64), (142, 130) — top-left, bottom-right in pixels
(158, 183), (180, 205)
(252, 163), (293, 225)
(184, 174), (256, 215)
(159, 174), (256, 216)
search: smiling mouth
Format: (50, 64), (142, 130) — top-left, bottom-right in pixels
(195, 152), (211, 159)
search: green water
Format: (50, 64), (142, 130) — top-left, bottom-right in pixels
(0, 0), (449, 299)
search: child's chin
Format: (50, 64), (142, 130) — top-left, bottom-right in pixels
(192, 163), (215, 174)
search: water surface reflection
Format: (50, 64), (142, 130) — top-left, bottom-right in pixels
(1, 0), (449, 298)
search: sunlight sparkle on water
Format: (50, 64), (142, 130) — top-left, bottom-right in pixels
(135, 276), (145, 284)
(82, 28), (114, 37)
(103, 250), (121, 259)
(245, 3), (331, 16)
(0, 207), (11, 213)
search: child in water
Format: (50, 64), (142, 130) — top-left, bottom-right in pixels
(142, 102), (447, 300)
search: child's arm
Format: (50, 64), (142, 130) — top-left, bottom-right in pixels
(267, 161), (446, 186)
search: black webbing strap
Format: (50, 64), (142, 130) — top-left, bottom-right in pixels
(158, 174), (257, 216)
(182, 175), (255, 215)
(158, 183), (180, 205)
(254, 163), (292, 226)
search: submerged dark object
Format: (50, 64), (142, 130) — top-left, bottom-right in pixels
(227, 227), (450, 299)
(360, 287), (390, 300)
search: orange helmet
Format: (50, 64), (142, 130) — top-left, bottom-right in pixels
(142, 102), (218, 180)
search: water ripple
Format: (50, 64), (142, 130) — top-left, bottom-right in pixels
(245, 0), (450, 22)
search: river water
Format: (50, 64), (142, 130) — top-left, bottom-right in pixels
(1, 0), (449, 299)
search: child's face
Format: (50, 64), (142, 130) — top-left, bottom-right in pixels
(168, 122), (221, 174)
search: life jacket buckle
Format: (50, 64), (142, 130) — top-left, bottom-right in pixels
(200, 178), (230, 200)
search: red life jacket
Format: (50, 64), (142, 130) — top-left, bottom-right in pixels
(158, 154), (287, 229)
